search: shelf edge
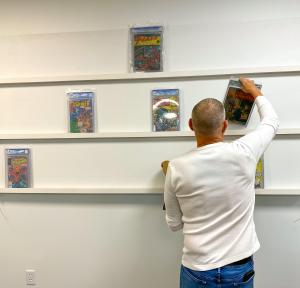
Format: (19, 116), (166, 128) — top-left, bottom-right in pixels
(1, 65), (300, 85)
(0, 188), (299, 195)
(0, 128), (298, 140)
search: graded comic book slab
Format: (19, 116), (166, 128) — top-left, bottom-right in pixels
(130, 26), (163, 72)
(224, 79), (262, 126)
(255, 157), (264, 189)
(68, 91), (95, 133)
(6, 148), (31, 188)
(152, 89), (180, 132)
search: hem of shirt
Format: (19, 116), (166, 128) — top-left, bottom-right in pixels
(182, 242), (260, 271)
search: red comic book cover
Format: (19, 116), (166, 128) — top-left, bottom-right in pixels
(6, 149), (31, 188)
(131, 26), (163, 72)
(224, 79), (262, 126)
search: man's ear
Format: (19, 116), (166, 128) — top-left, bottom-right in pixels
(222, 120), (228, 134)
(188, 118), (194, 131)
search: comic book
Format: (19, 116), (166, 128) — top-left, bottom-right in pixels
(161, 160), (169, 210)
(6, 148), (31, 188)
(224, 79), (262, 126)
(152, 89), (180, 132)
(68, 91), (95, 133)
(130, 26), (163, 72)
(255, 157), (264, 189)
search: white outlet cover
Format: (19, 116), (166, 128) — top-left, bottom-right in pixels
(26, 270), (36, 286)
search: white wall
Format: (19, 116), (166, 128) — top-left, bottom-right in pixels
(0, 1), (299, 288)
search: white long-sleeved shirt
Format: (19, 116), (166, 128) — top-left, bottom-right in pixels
(164, 96), (279, 271)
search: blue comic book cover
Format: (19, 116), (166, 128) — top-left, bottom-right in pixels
(6, 148), (31, 188)
(152, 89), (180, 132)
(68, 91), (95, 133)
(131, 26), (163, 72)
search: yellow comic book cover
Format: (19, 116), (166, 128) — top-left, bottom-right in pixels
(68, 91), (95, 133)
(255, 157), (264, 189)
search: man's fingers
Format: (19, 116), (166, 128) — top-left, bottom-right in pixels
(238, 77), (261, 98)
(239, 78), (255, 90)
(239, 77), (252, 85)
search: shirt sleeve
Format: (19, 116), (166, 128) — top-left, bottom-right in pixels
(233, 96), (280, 161)
(164, 164), (183, 232)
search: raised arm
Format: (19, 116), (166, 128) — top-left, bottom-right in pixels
(234, 78), (280, 161)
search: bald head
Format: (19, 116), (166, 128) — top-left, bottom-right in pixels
(191, 98), (225, 135)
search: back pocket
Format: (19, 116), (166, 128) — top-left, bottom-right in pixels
(235, 270), (255, 287)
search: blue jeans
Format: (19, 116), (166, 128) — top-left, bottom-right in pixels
(180, 257), (254, 288)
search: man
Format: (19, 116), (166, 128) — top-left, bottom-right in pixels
(164, 78), (279, 288)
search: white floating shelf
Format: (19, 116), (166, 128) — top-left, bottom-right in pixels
(0, 188), (299, 195)
(0, 187), (162, 194)
(255, 189), (300, 196)
(1, 65), (300, 84)
(0, 128), (298, 140)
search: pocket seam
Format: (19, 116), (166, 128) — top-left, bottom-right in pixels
(182, 268), (207, 285)
(234, 271), (255, 286)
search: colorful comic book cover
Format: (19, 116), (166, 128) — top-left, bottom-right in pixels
(152, 89), (180, 132)
(224, 79), (262, 126)
(6, 148), (31, 188)
(131, 26), (163, 72)
(68, 91), (95, 133)
(255, 157), (264, 189)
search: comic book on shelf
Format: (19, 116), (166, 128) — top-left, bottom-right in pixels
(6, 148), (31, 188)
(130, 26), (163, 72)
(224, 78), (262, 126)
(152, 89), (180, 132)
(255, 157), (264, 189)
(68, 91), (95, 133)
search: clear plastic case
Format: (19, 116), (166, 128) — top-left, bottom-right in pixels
(6, 148), (31, 188)
(151, 88), (180, 132)
(129, 25), (164, 72)
(255, 157), (264, 189)
(223, 78), (262, 126)
(67, 90), (96, 133)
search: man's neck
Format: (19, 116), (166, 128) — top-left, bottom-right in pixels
(196, 134), (224, 148)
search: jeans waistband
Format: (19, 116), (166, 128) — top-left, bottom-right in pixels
(229, 256), (252, 266)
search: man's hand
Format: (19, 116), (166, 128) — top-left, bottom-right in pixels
(239, 77), (263, 99)
(161, 160), (169, 176)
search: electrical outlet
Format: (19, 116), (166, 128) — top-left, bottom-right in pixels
(26, 270), (36, 286)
